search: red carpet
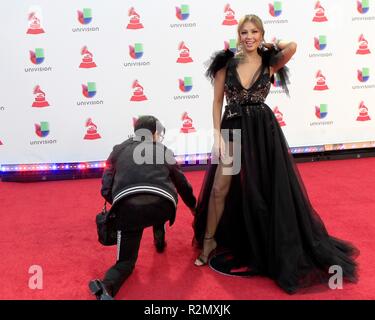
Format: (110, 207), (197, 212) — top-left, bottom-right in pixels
(0, 157), (374, 300)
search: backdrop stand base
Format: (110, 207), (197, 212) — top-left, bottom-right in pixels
(1, 148), (375, 182)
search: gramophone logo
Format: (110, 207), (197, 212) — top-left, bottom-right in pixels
(35, 121), (50, 138)
(29, 48), (44, 64)
(356, 101), (371, 121)
(273, 107), (286, 126)
(356, 34), (371, 54)
(27, 10), (45, 34)
(32, 85), (50, 108)
(176, 42), (193, 63)
(179, 77), (193, 92)
(315, 104), (328, 119)
(313, 1), (328, 22)
(269, 1), (282, 17)
(78, 8), (92, 25)
(222, 4), (238, 25)
(180, 112), (196, 133)
(314, 35), (327, 51)
(357, 0), (370, 14)
(358, 68), (370, 82)
(129, 43), (144, 59)
(314, 70), (329, 90)
(127, 7), (144, 29)
(130, 80), (148, 101)
(82, 82), (97, 98)
(176, 5), (190, 20)
(84, 118), (101, 140)
(224, 39), (237, 53)
(79, 46), (97, 68)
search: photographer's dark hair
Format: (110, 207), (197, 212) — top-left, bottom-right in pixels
(134, 115), (165, 138)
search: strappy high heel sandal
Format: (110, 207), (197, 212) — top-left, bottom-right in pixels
(194, 236), (217, 266)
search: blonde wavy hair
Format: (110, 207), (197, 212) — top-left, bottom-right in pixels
(236, 14), (265, 54)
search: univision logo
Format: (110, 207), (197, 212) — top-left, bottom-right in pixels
(309, 35), (332, 58)
(73, 8), (99, 32)
(25, 48), (52, 72)
(357, 0), (370, 14)
(176, 5), (189, 20)
(129, 43), (143, 59)
(77, 82), (104, 106)
(269, 1), (282, 17)
(30, 121), (57, 145)
(314, 35), (327, 50)
(358, 68), (370, 82)
(30, 48), (44, 64)
(78, 8), (92, 25)
(353, 67), (375, 89)
(124, 43), (151, 67)
(174, 76), (199, 100)
(264, 1), (288, 24)
(171, 4), (196, 28)
(273, 73), (282, 87)
(353, 0), (375, 21)
(82, 82), (96, 98)
(35, 121), (49, 137)
(310, 104), (333, 126)
(315, 103), (328, 119)
(269, 74), (286, 94)
(179, 77), (193, 92)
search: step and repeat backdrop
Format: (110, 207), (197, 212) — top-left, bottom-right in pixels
(0, 0), (375, 165)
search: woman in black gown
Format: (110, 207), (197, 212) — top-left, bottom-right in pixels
(193, 14), (358, 294)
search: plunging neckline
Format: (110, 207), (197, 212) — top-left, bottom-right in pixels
(235, 63), (264, 91)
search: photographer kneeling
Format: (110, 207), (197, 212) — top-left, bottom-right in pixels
(89, 115), (196, 300)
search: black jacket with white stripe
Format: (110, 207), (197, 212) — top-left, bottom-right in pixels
(101, 137), (196, 225)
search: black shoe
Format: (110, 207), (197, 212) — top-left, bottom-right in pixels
(88, 279), (114, 300)
(153, 227), (166, 253)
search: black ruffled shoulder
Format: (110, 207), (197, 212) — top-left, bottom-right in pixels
(260, 46), (290, 96)
(205, 47), (290, 96)
(205, 49), (235, 83)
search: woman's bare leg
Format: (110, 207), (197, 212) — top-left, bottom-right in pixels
(195, 142), (234, 265)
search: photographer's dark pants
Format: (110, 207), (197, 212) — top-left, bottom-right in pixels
(102, 194), (175, 297)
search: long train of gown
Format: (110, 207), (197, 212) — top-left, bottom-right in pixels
(193, 49), (359, 294)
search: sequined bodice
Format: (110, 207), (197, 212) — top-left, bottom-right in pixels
(224, 59), (271, 105)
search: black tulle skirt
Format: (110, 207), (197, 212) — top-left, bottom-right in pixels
(193, 103), (359, 294)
